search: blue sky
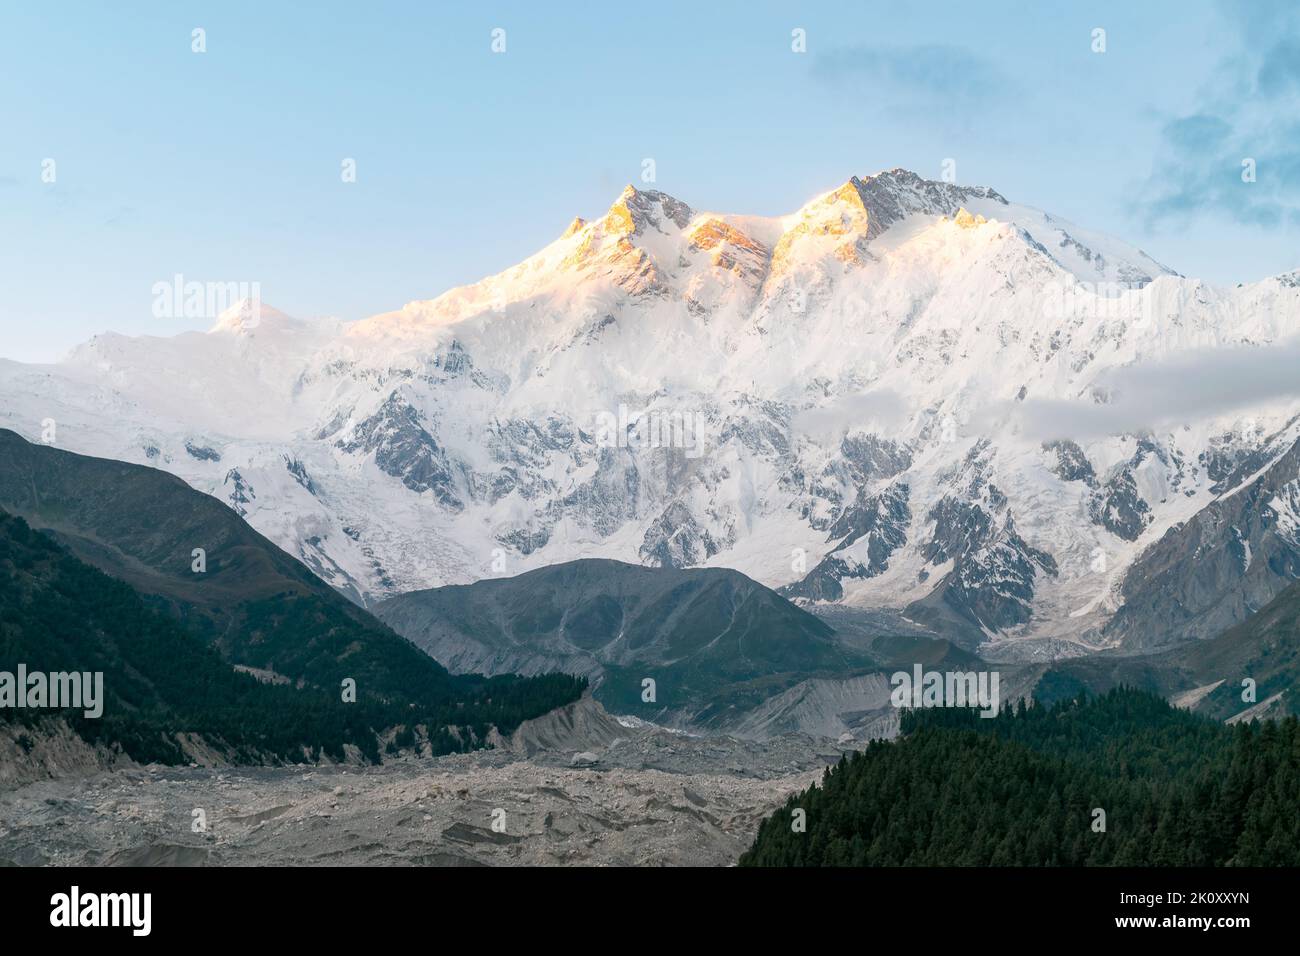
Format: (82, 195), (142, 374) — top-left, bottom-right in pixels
(3, 0), (1298, 361)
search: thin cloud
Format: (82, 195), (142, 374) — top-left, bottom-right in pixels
(791, 389), (910, 439)
(1137, 4), (1300, 229)
(994, 340), (1300, 442)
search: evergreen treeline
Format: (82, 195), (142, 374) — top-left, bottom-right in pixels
(741, 688), (1300, 866)
(0, 512), (585, 766)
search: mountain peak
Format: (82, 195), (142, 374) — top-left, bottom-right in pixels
(785, 168), (1008, 247)
(601, 184), (693, 237)
(852, 167), (1007, 209)
(952, 207), (988, 228)
(209, 298), (294, 334)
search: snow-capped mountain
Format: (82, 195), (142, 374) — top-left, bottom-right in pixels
(4, 168), (1299, 659)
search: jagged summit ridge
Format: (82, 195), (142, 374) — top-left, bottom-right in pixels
(600, 184), (694, 237)
(337, 168), (1172, 344)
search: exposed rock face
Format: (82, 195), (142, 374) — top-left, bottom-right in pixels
(184, 441), (222, 462)
(640, 499), (736, 568)
(900, 442), (1058, 639)
(1089, 468), (1152, 541)
(770, 171), (1006, 273)
(603, 185), (694, 237)
(688, 218), (770, 285)
(337, 392), (462, 509)
(1105, 435), (1300, 650)
(839, 434), (913, 483)
(223, 468), (255, 515)
(0, 720), (134, 791)
(783, 482), (911, 602)
(1045, 439), (1096, 485)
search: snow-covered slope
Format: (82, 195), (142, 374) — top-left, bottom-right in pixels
(4, 168), (1299, 658)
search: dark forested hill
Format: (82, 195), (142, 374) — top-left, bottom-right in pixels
(0, 430), (584, 729)
(0, 507), (583, 768)
(741, 688), (1300, 866)
(375, 557), (869, 720)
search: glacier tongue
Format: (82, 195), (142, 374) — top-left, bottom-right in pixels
(3, 167), (1299, 657)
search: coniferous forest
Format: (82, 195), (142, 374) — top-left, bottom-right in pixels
(0, 512), (586, 766)
(741, 688), (1300, 866)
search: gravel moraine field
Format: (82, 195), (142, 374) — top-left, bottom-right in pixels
(0, 699), (843, 867)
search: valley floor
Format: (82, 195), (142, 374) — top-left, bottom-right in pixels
(0, 704), (839, 867)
